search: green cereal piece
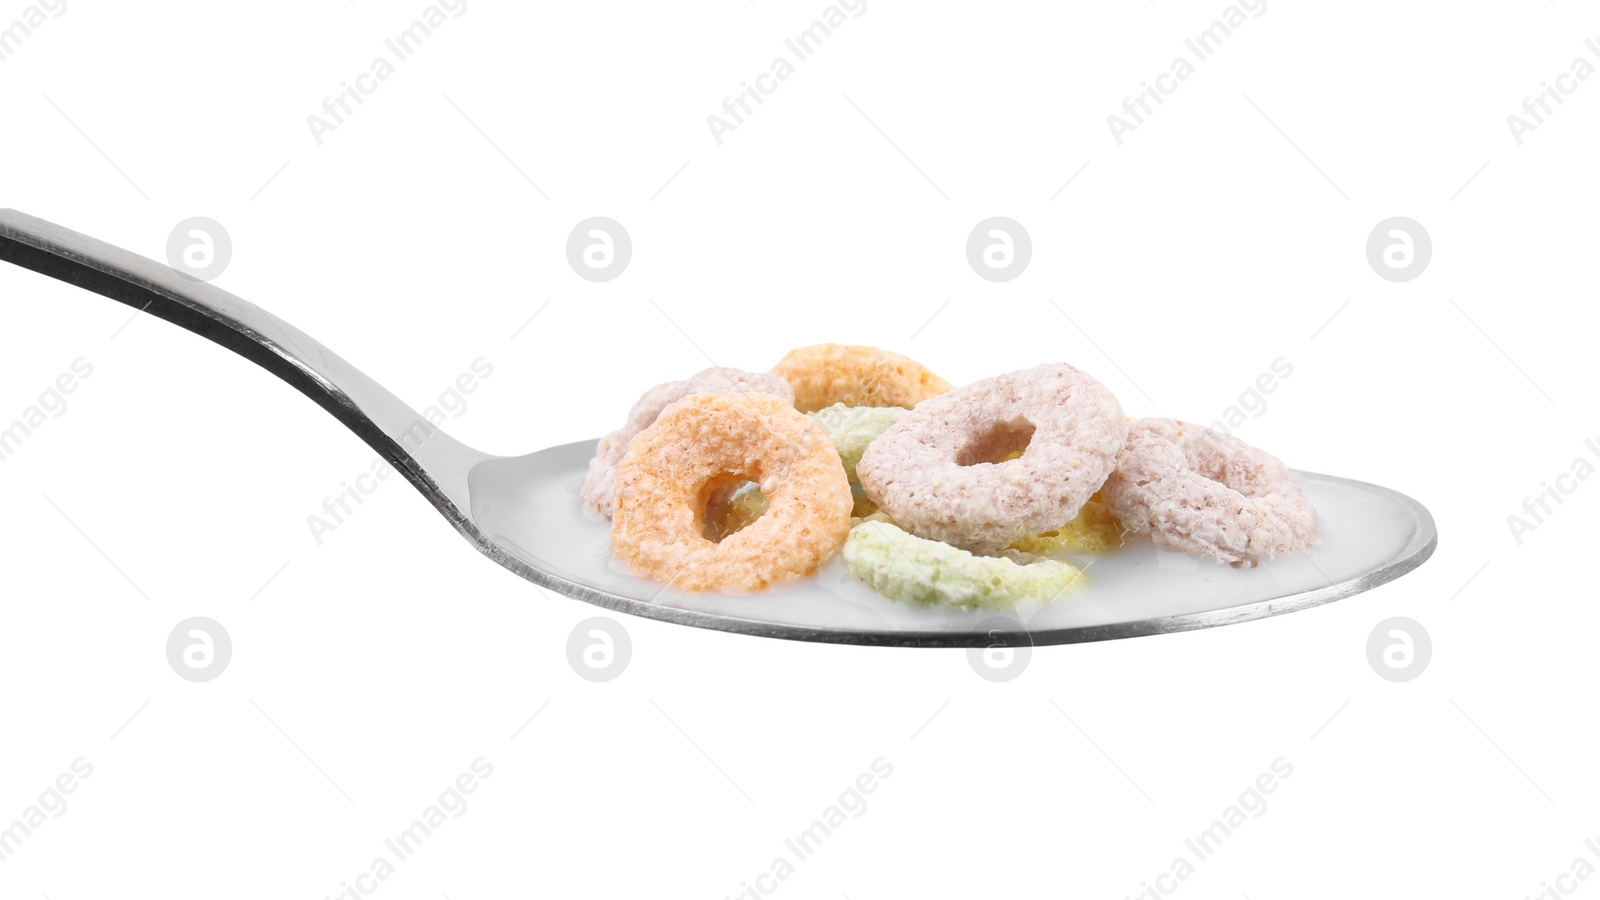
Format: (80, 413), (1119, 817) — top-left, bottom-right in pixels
(842, 519), (1085, 610)
(807, 403), (907, 481)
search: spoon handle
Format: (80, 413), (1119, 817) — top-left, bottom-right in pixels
(0, 209), (487, 530)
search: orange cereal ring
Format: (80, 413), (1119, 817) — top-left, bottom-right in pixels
(771, 344), (953, 413)
(581, 367), (793, 519)
(610, 392), (853, 592)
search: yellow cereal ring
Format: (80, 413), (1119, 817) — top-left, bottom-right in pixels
(1009, 493), (1123, 554)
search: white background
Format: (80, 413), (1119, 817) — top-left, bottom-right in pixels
(2, 1), (1597, 897)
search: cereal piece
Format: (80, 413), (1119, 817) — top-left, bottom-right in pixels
(856, 363), (1128, 552)
(842, 519), (1085, 610)
(772, 344), (952, 413)
(807, 403), (908, 481)
(1010, 492), (1123, 554)
(1100, 418), (1317, 567)
(582, 367), (793, 518)
(610, 392), (852, 592)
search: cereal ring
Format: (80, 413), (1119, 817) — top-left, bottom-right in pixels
(807, 403), (908, 481)
(582, 367), (793, 518)
(1100, 418), (1317, 567)
(842, 519), (1085, 610)
(610, 392), (852, 592)
(772, 344), (952, 413)
(1010, 492), (1123, 554)
(856, 363), (1128, 553)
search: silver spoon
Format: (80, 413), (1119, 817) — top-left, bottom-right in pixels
(0, 210), (1436, 647)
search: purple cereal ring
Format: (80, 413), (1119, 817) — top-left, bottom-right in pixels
(856, 363), (1127, 552)
(1100, 418), (1317, 567)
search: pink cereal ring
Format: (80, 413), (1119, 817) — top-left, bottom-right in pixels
(856, 363), (1128, 552)
(581, 367), (793, 518)
(1100, 418), (1317, 567)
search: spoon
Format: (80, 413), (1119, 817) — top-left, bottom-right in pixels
(0, 210), (1437, 647)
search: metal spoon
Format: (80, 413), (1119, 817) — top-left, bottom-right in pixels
(0, 210), (1437, 647)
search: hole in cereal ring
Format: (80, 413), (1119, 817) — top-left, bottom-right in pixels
(956, 418), (1036, 467)
(702, 478), (769, 543)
